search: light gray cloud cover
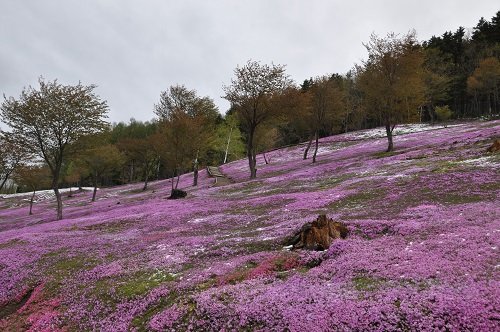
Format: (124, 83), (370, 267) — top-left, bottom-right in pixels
(1, 0), (498, 125)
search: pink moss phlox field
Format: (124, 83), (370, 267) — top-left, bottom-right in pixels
(0, 121), (499, 330)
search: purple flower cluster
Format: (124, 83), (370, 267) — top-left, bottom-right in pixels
(0, 120), (499, 330)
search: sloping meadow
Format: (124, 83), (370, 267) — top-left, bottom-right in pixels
(0, 121), (499, 331)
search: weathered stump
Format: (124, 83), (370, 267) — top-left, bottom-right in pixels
(486, 139), (500, 153)
(286, 214), (348, 251)
(169, 189), (187, 199)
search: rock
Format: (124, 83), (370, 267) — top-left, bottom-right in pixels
(486, 139), (500, 153)
(286, 214), (348, 251)
(169, 189), (187, 199)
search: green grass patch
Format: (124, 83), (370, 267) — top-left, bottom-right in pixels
(479, 181), (500, 191)
(236, 239), (278, 254)
(405, 154), (428, 160)
(399, 277), (439, 290)
(79, 220), (134, 233)
(195, 276), (218, 292)
(116, 270), (177, 299)
(263, 169), (289, 178)
(131, 290), (180, 331)
(373, 151), (402, 159)
(419, 188), (487, 205)
(0, 239), (26, 249)
(435, 193), (485, 205)
(78, 273), (178, 331)
(430, 161), (457, 173)
(42, 249), (66, 258)
(352, 274), (385, 292)
(220, 180), (265, 196)
(42, 254), (100, 297)
(316, 173), (355, 190)
(53, 257), (87, 272)
(329, 189), (386, 211)
(86, 268), (176, 297)
(226, 199), (294, 216)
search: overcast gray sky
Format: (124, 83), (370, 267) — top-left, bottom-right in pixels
(1, 1), (498, 125)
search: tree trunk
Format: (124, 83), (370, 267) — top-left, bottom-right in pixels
(223, 127), (233, 164)
(129, 161), (135, 183)
(493, 89), (498, 115)
(253, 152), (257, 177)
(170, 171), (175, 192)
(121, 167), (126, 184)
(193, 168), (198, 186)
(0, 172), (12, 192)
(175, 168), (181, 190)
(92, 173), (98, 202)
(303, 135), (313, 160)
(263, 152), (269, 165)
(0, 177), (7, 192)
(193, 159), (199, 186)
(143, 166), (149, 191)
(247, 128), (257, 179)
(488, 93), (492, 116)
(53, 183), (63, 220)
(344, 109), (349, 133)
(312, 131), (319, 163)
(385, 123), (394, 152)
(475, 93), (480, 116)
(428, 105), (435, 124)
(29, 190), (35, 215)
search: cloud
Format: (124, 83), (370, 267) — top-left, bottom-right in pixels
(1, 0), (498, 125)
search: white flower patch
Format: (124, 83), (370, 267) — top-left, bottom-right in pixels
(386, 174), (406, 181)
(344, 123), (465, 140)
(1, 187), (94, 199)
(459, 156), (499, 168)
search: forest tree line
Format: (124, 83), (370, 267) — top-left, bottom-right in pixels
(1, 12), (499, 219)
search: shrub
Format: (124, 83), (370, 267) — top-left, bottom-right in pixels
(435, 105), (452, 122)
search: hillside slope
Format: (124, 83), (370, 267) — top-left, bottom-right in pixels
(0, 120), (499, 331)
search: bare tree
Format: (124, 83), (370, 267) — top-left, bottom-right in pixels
(0, 78), (108, 220)
(223, 60), (293, 178)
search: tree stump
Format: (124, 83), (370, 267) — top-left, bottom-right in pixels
(287, 214), (348, 251)
(169, 189), (187, 199)
(486, 139), (500, 153)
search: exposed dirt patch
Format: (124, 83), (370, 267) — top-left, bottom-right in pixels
(0, 287), (34, 320)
